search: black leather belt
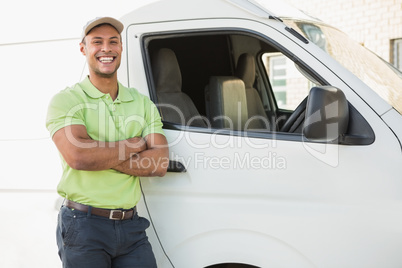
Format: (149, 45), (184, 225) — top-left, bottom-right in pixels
(65, 200), (136, 220)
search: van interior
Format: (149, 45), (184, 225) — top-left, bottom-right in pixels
(143, 30), (374, 145)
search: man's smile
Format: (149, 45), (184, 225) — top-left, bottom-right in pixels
(97, 56), (116, 64)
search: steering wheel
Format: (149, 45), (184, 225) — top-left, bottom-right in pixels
(279, 96), (308, 133)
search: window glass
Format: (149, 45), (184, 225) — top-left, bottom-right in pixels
(284, 20), (402, 114)
(262, 52), (315, 110)
(394, 39), (402, 71)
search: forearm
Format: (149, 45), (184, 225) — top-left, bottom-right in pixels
(53, 125), (147, 171)
(113, 147), (169, 177)
(113, 133), (169, 177)
(69, 137), (146, 171)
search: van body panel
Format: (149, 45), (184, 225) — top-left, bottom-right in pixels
(382, 109), (402, 148)
(121, 12), (402, 267)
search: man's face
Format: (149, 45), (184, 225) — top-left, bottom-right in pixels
(80, 24), (122, 78)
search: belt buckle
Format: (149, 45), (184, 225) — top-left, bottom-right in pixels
(109, 210), (125, 220)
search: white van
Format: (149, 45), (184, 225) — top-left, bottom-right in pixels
(2, 0), (401, 267)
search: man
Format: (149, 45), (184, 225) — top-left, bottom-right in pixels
(46, 17), (169, 268)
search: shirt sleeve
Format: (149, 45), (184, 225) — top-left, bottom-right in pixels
(46, 89), (86, 137)
(141, 96), (165, 138)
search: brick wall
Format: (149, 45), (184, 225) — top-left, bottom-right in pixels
(284, 0), (402, 63)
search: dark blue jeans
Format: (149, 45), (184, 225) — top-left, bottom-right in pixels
(56, 206), (157, 268)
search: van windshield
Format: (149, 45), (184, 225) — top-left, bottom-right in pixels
(285, 19), (402, 114)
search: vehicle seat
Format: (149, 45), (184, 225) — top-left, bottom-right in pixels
(205, 76), (248, 130)
(151, 48), (206, 127)
(235, 53), (273, 130)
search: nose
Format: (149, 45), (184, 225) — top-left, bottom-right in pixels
(101, 43), (112, 52)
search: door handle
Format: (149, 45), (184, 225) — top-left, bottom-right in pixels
(167, 160), (187, 173)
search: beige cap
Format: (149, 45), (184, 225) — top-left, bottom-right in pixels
(81, 17), (124, 40)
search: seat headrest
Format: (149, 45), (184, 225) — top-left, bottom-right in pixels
(235, 53), (255, 88)
(152, 48), (182, 93)
(207, 76), (248, 130)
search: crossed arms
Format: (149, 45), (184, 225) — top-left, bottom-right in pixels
(52, 124), (169, 177)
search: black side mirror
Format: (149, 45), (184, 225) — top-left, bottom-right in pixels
(303, 86), (349, 142)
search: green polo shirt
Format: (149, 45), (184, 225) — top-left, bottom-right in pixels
(46, 77), (164, 209)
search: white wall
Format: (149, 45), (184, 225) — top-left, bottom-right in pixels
(0, 1), (158, 267)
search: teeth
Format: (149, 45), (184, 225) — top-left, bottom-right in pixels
(99, 57), (114, 63)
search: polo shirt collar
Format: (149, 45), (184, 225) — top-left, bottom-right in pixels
(80, 76), (134, 102)
(80, 76), (104, 99)
(117, 82), (134, 102)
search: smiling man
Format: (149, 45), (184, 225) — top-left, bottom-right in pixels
(46, 17), (168, 268)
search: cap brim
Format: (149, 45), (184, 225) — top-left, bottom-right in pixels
(82, 17), (124, 40)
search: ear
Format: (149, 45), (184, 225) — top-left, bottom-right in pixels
(80, 42), (86, 56)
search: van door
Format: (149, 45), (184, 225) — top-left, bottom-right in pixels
(124, 19), (402, 268)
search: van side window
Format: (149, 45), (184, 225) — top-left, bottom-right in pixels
(262, 52), (315, 111)
(146, 32), (322, 135)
